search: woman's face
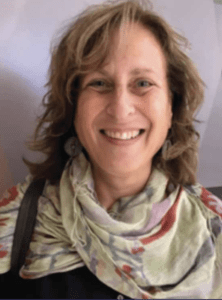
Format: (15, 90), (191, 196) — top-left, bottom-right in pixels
(74, 23), (172, 178)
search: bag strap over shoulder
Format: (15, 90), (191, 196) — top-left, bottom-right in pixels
(10, 178), (46, 275)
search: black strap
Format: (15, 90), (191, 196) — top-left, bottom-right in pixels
(10, 178), (46, 275)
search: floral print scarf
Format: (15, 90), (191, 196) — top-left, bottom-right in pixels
(1, 152), (222, 298)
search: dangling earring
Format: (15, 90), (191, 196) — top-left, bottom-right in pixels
(64, 136), (82, 157)
(162, 139), (172, 160)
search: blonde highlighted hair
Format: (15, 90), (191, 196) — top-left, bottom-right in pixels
(23, 0), (205, 187)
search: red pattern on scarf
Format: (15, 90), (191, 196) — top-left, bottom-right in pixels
(0, 186), (18, 208)
(140, 187), (182, 245)
(0, 244), (7, 258)
(200, 187), (222, 218)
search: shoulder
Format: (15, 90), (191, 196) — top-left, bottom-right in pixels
(183, 183), (222, 219)
(0, 174), (33, 213)
(0, 174), (33, 273)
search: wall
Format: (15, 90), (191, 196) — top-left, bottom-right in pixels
(0, 0), (221, 190)
(197, 3), (222, 187)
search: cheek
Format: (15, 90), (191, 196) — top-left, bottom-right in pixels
(76, 93), (103, 116)
(74, 95), (102, 136)
(143, 96), (171, 119)
(143, 98), (172, 134)
(74, 108), (90, 150)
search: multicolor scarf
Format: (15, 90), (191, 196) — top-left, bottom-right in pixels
(1, 152), (222, 298)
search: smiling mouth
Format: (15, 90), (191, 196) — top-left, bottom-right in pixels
(100, 129), (145, 140)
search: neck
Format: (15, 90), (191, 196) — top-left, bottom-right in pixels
(92, 164), (152, 211)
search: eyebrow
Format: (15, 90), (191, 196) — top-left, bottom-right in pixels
(94, 68), (156, 76)
(130, 68), (156, 75)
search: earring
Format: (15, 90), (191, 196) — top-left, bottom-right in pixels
(162, 139), (172, 160)
(64, 136), (82, 157)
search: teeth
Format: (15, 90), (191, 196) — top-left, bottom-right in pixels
(104, 130), (140, 140)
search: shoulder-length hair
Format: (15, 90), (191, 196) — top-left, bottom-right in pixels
(23, 0), (205, 188)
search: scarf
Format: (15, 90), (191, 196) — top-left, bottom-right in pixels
(1, 152), (222, 298)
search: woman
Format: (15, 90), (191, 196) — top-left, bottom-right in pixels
(1, 0), (222, 298)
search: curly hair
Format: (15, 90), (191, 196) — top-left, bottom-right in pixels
(22, 0), (205, 188)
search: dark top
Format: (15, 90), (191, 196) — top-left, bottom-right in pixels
(1, 266), (130, 299)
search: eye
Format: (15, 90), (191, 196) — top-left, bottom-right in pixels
(136, 80), (152, 88)
(89, 80), (108, 88)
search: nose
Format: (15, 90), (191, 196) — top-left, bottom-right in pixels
(106, 87), (135, 120)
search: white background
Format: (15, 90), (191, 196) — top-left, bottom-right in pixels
(0, 0), (221, 195)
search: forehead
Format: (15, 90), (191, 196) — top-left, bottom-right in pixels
(101, 22), (167, 75)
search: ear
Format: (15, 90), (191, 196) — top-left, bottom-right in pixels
(168, 91), (173, 129)
(169, 109), (173, 129)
